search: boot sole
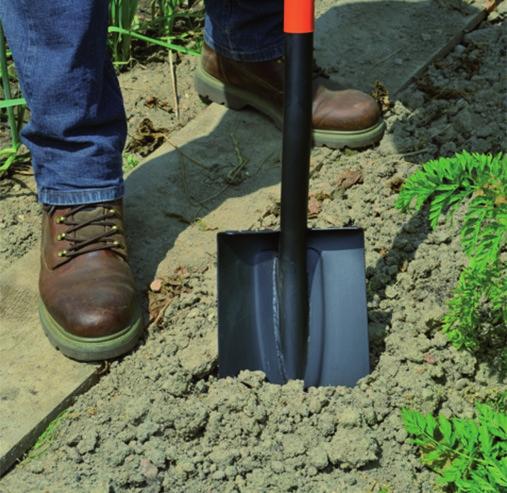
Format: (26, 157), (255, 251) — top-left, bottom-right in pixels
(39, 300), (144, 362)
(194, 61), (386, 149)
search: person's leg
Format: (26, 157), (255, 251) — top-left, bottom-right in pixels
(204, 0), (283, 62)
(0, 0), (142, 361)
(198, 0), (385, 149)
(0, 0), (126, 205)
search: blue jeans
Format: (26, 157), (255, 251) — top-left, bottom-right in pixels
(0, 0), (283, 205)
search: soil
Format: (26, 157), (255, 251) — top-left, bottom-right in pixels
(121, 54), (207, 158)
(1, 14), (506, 493)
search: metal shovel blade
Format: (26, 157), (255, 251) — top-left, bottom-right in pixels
(217, 227), (370, 387)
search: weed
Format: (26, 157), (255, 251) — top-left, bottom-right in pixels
(402, 405), (507, 492)
(25, 410), (70, 461)
(195, 217), (217, 231)
(150, 0), (184, 36)
(396, 151), (507, 369)
(108, 0), (140, 62)
(0, 22), (27, 175)
(123, 152), (140, 171)
(108, 0), (202, 63)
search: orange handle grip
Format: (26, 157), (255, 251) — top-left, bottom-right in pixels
(284, 0), (314, 33)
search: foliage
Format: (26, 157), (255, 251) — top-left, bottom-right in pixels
(487, 390), (507, 413)
(123, 152), (140, 170)
(444, 262), (506, 362)
(402, 405), (507, 492)
(396, 151), (507, 368)
(25, 410), (70, 461)
(108, 0), (203, 63)
(396, 151), (506, 266)
(150, 0), (185, 36)
(0, 22), (27, 175)
(108, 0), (140, 62)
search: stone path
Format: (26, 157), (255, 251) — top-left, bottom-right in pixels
(0, 250), (98, 476)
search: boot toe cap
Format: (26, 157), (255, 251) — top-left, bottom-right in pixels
(43, 279), (140, 338)
(313, 88), (382, 132)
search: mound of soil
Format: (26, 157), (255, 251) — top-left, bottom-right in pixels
(2, 149), (503, 492)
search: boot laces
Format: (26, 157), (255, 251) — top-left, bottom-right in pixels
(50, 203), (127, 260)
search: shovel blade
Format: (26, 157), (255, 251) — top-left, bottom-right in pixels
(217, 228), (370, 387)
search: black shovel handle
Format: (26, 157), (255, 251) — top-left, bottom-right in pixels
(278, 0), (314, 380)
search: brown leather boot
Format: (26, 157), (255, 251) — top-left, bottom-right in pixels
(195, 43), (385, 149)
(39, 200), (143, 361)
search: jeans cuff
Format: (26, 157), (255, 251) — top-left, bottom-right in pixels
(39, 184), (124, 206)
(204, 33), (283, 62)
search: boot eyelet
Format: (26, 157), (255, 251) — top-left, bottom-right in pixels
(57, 250), (67, 257)
(56, 216), (65, 224)
(109, 208), (116, 215)
(111, 225), (118, 231)
(113, 240), (120, 247)
(56, 233), (66, 240)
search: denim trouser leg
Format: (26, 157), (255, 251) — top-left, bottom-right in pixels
(0, 0), (126, 205)
(204, 0), (284, 61)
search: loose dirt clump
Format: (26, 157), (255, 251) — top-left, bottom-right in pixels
(390, 20), (506, 158)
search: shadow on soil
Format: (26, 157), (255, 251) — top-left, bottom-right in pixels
(0, 165), (37, 203)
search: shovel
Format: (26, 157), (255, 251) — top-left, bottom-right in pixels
(216, 0), (370, 387)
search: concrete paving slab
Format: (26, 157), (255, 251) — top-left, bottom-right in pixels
(315, 0), (486, 94)
(0, 249), (98, 477)
(125, 104), (282, 286)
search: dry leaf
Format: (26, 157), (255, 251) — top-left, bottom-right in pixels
(308, 195), (322, 218)
(145, 95), (157, 107)
(371, 81), (392, 112)
(148, 266), (192, 324)
(336, 169), (363, 190)
(150, 278), (163, 292)
(484, 0), (496, 12)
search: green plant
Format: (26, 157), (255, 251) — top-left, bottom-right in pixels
(488, 390), (507, 413)
(151, 0), (183, 36)
(402, 405), (507, 492)
(26, 410), (70, 461)
(396, 151), (507, 367)
(108, 0), (140, 62)
(0, 22), (27, 174)
(108, 0), (201, 63)
(123, 152), (140, 170)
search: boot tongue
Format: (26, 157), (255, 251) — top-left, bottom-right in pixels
(68, 205), (108, 240)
